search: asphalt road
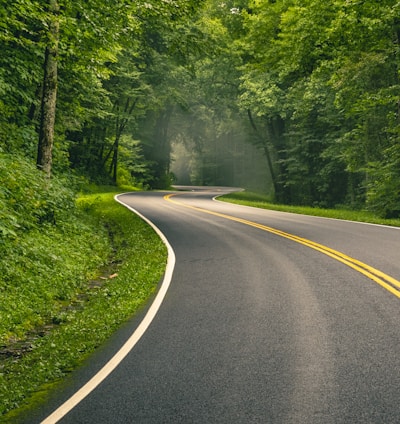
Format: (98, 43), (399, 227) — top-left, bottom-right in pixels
(26, 187), (400, 423)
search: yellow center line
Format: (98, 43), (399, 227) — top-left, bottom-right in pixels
(164, 193), (400, 299)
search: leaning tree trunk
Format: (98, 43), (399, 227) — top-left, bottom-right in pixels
(37, 0), (59, 177)
(247, 109), (278, 196)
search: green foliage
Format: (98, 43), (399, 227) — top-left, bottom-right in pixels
(0, 0), (206, 185)
(0, 189), (167, 419)
(231, 0), (400, 212)
(0, 154), (75, 234)
(0, 154), (109, 344)
(0, 0), (44, 155)
(2, 0), (400, 211)
(366, 142), (400, 218)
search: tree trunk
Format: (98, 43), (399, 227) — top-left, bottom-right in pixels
(109, 135), (120, 183)
(247, 109), (278, 196)
(106, 97), (138, 183)
(37, 0), (59, 177)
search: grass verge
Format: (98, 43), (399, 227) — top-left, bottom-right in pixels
(1, 189), (167, 420)
(219, 191), (400, 227)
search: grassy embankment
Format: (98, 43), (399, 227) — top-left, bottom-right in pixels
(0, 156), (167, 420)
(219, 191), (400, 227)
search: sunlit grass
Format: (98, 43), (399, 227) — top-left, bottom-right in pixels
(219, 191), (400, 227)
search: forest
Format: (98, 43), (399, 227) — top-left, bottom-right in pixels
(1, 0), (400, 217)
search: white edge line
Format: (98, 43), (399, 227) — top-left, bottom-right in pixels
(212, 195), (400, 230)
(41, 193), (175, 424)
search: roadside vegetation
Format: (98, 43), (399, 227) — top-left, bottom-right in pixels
(0, 155), (167, 420)
(220, 191), (400, 228)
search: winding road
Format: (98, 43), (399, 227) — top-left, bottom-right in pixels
(27, 187), (400, 423)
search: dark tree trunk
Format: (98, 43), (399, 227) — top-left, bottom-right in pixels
(109, 135), (120, 183)
(106, 97), (137, 183)
(247, 109), (278, 196)
(37, 0), (59, 176)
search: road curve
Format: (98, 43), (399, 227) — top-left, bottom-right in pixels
(26, 187), (400, 423)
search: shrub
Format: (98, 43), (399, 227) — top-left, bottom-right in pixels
(0, 154), (76, 234)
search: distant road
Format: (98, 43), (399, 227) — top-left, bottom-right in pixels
(29, 187), (400, 423)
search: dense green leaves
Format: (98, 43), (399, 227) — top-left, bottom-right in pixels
(227, 0), (400, 213)
(0, 0), (206, 183)
(1, 0), (400, 210)
(0, 154), (75, 235)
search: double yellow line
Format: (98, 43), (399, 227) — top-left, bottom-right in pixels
(164, 193), (400, 299)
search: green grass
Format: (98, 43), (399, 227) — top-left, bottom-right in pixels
(0, 189), (167, 420)
(219, 191), (400, 227)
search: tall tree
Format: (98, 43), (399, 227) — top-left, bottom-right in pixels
(0, 0), (45, 155)
(37, 0), (59, 176)
(238, 0), (293, 202)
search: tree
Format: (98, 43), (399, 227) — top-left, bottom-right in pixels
(37, 0), (59, 176)
(328, 0), (400, 214)
(3, 0), (400, 212)
(0, 0), (45, 156)
(238, 0), (294, 202)
(65, 0), (207, 186)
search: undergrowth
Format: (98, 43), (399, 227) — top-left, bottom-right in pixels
(0, 154), (167, 419)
